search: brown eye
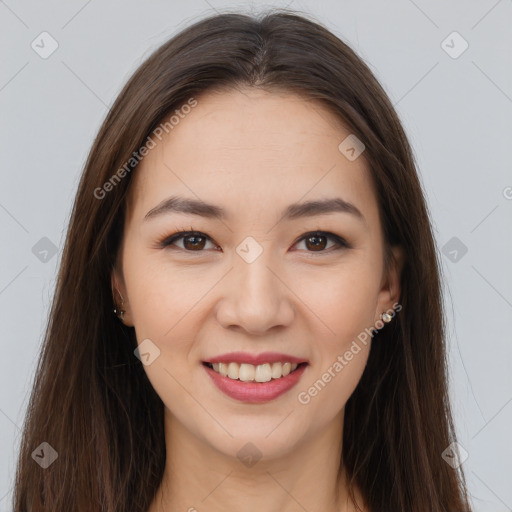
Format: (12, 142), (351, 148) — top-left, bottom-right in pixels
(304, 233), (328, 251)
(160, 230), (349, 254)
(183, 234), (206, 250)
(161, 231), (216, 251)
(294, 231), (349, 253)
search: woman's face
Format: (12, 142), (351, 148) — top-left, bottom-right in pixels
(113, 87), (402, 460)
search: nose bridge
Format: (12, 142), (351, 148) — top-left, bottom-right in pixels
(216, 242), (294, 334)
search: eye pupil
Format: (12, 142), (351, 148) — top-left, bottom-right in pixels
(184, 235), (205, 250)
(306, 234), (327, 251)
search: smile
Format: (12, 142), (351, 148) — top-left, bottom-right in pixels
(204, 361), (300, 382)
(202, 352), (309, 403)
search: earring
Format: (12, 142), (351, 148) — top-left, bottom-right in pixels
(113, 289), (126, 321)
(381, 312), (393, 323)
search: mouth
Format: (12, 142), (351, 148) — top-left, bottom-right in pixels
(202, 355), (309, 403)
(202, 361), (307, 382)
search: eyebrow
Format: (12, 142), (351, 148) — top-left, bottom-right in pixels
(144, 195), (366, 225)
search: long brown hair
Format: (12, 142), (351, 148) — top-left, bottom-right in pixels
(13, 9), (472, 511)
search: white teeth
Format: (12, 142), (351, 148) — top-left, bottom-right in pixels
(239, 363), (255, 382)
(227, 362), (238, 379)
(219, 362), (228, 377)
(255, 363), (272, 382)
(271, 362), (282, 379)
(208, 361), (300, 381)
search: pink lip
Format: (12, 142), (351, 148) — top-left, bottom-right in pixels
(205, 351), (307, 365)
(203, 362), (308, 404)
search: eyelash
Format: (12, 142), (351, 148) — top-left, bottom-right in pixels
(158, 228), (351, 255)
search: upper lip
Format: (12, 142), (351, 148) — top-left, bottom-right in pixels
(204, 352), (308, 365)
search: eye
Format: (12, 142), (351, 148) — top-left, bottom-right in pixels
(160, 230), (218, 252)
(292, 231), (350, 253)
(159, 229), (349, 254)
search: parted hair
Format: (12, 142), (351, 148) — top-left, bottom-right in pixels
(14, 9), (471, 512)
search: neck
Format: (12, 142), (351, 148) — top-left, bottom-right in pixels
(148, 407), (363, 512)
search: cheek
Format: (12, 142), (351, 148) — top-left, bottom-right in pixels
(298, 342), (370, 425)
(294, 260), (381, 345)
(293, 262), (377, 410)
(297, 285), (373, 423)
(122, 248), (209, 410)
(123, 246), (214, 339)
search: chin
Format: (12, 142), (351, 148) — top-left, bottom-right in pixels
(200, 409), (313, 461)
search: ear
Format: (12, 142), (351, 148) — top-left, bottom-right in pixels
(111, 264), (134, 327)
(374, 245), (404, 323)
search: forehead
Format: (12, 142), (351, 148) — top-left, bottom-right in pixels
(126, 87), (379, 230)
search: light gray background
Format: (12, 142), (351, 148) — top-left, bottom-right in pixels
(1, 0), (511, 510)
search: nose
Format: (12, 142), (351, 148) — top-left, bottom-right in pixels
(215, 252), (295, 336)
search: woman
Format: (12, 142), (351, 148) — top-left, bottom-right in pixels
(13, 9), (472, 512)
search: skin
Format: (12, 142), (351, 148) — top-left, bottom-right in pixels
(112, 87), (404, 512)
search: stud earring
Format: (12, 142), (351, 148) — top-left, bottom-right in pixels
(113, 289), (126, 321)
(381, 312), (393, 323)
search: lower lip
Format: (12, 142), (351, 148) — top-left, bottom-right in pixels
(203, 363), (308, 403)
